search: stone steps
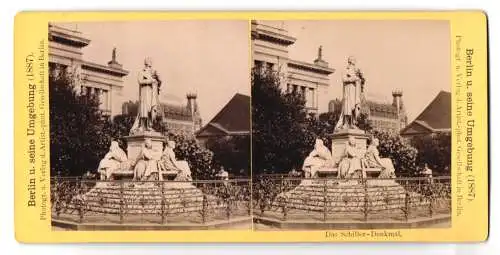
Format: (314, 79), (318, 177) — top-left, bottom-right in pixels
(275, 183), (430, 212)
(63, 184), (227, 215)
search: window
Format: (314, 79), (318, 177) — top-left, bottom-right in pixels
(266, 62), (274, 71)
(254, 60), (263, 73)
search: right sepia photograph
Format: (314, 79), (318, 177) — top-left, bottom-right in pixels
(251, 20), (452, 230)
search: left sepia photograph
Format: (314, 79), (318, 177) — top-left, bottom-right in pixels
(48, 21), (251, 231)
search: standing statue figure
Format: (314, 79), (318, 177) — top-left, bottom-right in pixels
(131, 57), (162, 133)
(335, 56), (365, 130)
(111, 47), (117, 62)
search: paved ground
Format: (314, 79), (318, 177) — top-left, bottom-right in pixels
(52, 222), (252, 231)
(254, 219), (451, 231)
(53, 220), (449, 231)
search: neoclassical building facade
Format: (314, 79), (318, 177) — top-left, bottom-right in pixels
(251, 20), (335, 115)
(48, 24), (129, 117)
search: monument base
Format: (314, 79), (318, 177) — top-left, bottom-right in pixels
(123, 130), (165, 161)
(276, 180), (424, 213)
(330, 128), (370, 167)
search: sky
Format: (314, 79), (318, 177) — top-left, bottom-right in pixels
(58, 21), (250, 123)
(274, 20), (451, 122)
(59, 20), (449, 123)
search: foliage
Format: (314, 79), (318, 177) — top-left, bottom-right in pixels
(370, 130), (419, 176)
(49, 73), (111, 177)
(251, 69), (315, 175)
(205, 135), (250, 176)
(166, 132), (216, 180)
(410, 132), (451, 176)
(106, 114), (135, 149)
(305, 112), (336, 150)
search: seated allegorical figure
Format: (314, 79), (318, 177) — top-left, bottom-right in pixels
(363, 138), (396, 179)
(133, 138), (161, 181)
(302, 138), (334, 178)
(337, 136), (364, 179)
(97, 141), (129, 180)
(159, 140), (192, 182)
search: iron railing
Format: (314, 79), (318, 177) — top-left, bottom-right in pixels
(252, 175), (451, 222)
(51, 177), (251, 225)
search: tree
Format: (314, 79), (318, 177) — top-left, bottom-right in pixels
(50, 72), (111, 177)
(410, 132), (451, 176)
(166, 132), (215, 180)
(252, 69), (315, 175)
(107, 114), (135, 149)
(370, 130), (419, 176)
(205, 135), (250, 177)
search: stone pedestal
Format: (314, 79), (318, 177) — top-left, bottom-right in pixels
(330, 128), (370, 166)
(123, 131), (165, 161)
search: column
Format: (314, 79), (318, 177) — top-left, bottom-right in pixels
(304, 87), (310, 107)
(309, 88), (315, 108)
(107, 90), (111, 113)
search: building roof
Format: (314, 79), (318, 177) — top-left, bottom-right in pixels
(251, 20), (297, 46)
(196, 93), (250, 137)
(122, 101), (195, 122)
(82, 61), (129, 77)
(367, 101), (398, 118)
(401, 91), (451, 135)
(49, 24), (90, 48)
(160, 103), (193, 121)
(287, 59), (335, 75)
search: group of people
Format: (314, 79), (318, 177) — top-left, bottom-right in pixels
(97, 138), (192, 182)
(302, 136), (396, 179)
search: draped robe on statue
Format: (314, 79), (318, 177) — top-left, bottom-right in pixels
(302, 139), (334, 178)
(335, 62), (362, 130)
(337, 141), (363, 179)
(343, 67), (359, 117)
(98, 141), (128, 180)
(133, 144), (160, 181)
(131, 60), (160, 133)
(139, 70), (154, 120)
(364, 145), (396, 178)
(159, 144), (193, 187)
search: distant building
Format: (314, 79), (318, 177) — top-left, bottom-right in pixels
(328, 90), (408, 133)
(196, 93), (250, 144)
(48, 24), (129, 116)
(251, 20), (335, 115)
(400, 91), (451, 138)
(122, 93), (202, 135)
(366, 90), (408, 133)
